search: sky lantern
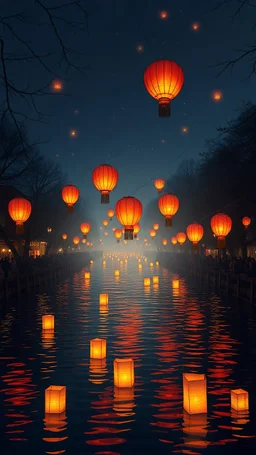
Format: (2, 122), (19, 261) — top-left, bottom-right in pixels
(144, 60), (184, 117)
(159, 10), (169, 19)
(80, 222), (90, 239)
(192, 22), (200, 31)
(176, 232), (186, 246)
(73, 236), (80, 246)
(187, 222), (204, 252)
(171, 236), (177, 246)
(82, 238), (86, 244)
(162, 238), (168, 246)
(242, 216), (251, 228)
(115, 197), (143, 240)
(103, 219), (108, 227)
(211, 213), (232, 249)
(62, 233), (67, 240)
(114, 229), (123, 243)
(158, 193), (179, 226)
(92, 164), (118, 203)
(212, 90), (222, 101)
(107, 209), (115, 220)
(62, 184), (80, 213)
(70, 129), (77, 137)
(52, 80), (63, 91)
(134, 223), (140, 238)
(136, 44), (144, 53)
(153, 223), (159, 230)
(149, 229), (156, 238)
(8, 197), (32, 234)
(154, 178), (165, 192)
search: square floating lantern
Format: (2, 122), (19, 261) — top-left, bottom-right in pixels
(90, 338), (106, 359)
(85, 272), (90, 279)
(172, 279), (179, 289)
(144, 277), (150, 286)
(183, 373), (207, 415)
(114, 358), (134, 388)
(114, 269), (120, 277)
(153, 276), (159, 284)
(231, 389), (249, 411)
(149, 262), (154, 267)
(99, 293), (108, 307)
(42, 315), (54, 331)
(45, 385), (66, 414)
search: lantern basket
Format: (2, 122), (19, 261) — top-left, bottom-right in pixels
(217, 237), (226, 249)
(101, 192), (109, 204)
(67, 205), (74, 214)
(165, 217), (172, 227)
(124, 229), (134, 240)
(158, 98), (171, 117)
(16, 224), (24, 235)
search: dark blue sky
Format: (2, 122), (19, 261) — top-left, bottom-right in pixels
(15, 0), (256, 231)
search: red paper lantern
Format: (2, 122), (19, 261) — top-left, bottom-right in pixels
(211, 213), (232, 249)
(242, 216), (251, 228)
(62, 233), (67, 240)
(107, 209), (115, 220)
(115, 197), (143, 240)
(73, 236), (80, 245)
(176, 232), (186, 246)
(114, 228), (123, 243)
(8, 197), (32, 234)
(158, 194), (179, 226)
(80, 222), (91, 239)
(186, 222), (204, 252)
(154, 178), (165, 192)
(62, 185), (79, 213)
(171, 236), (177, 246)
(92, 164), (118, 203)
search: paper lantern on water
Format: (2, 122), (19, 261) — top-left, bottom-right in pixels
(172, 279), (179, 289)
(80, 222), (90, 239)
(107, 209), (115, 220)
(138, 263), (142, 270)
(42, 315), (54, 331)
(115, 269), (120, 277)
(102, 260), (106, 265)
(231, 389), (249, 411)
(211, 213), (232, 249)
(186, 223), (204, 252)
(154, 178), (165, 192)
(158, 194), (179, 226)
(62, 233), (67, 240)
(242, 216), (251, 228)
(149, 262), (154, 267)
(114, 358), (134, 388)
(92, 164), (118, 203)
(183, 373), (207, 415)
(62, 185), (79, 213)
(90, 338), (106, 359)
(45, 385), (66, 414)
(85, 272), (90, 279)
(116, 197), (143, 240)
(144, 277), (150, 286)
(144, 60), (184, 117)
(153, 276), (159, 284)
(99, 293), (108, 307)
(156, 261), (159, 266)
(8, 198), (32, 235)
(176, 232), (187, 246)
(153, 223), (159, 230)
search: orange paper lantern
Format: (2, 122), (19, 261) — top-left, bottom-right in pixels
(183, 373), (207, 415)
(156, 261), (159, 266)
(115, 197), (143, 240)
(242, 216), (251, 228)
(162, 238), (168, 246)
(103, 219), (108, 227)
(171, 236), (177, 246)
(90, 338), (106, 359)
(211, 213), (232, 249)
(138, 263), (142, 269)
(62, 233), (67, 240)
(158, 194), (179, 226)
(107, 209), (115, 220)
(144, 277), (150, 286)
(62, 185), (79, 213)
(42, 315), (54, 331)
(114, 358), (134, 388)
(231, 389), (249, 411)
(149, 262), (154, 267)
(92, 164), (118, 203)
(153, 223), (159, 230)
(144, 60), (184, 117)
(114, 269), (120, 277)
(149, 229), (156, 238)
(73, 236), (80, 245)
(84, 272), (90, 279)
(187, 223), (204, 252)
(45, 385), (66, 414)
(114, 228), (123, 243)
(99, 293), (108, 306)
(176, 232), (187, 246)
(154, 178), (165, 192)
(8, 197), (32, 234)
(153, 276), (159, 284)
(80, 222), (90, 239)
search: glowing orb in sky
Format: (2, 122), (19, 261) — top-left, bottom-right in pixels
(181, 126), (189, 133)
(136, 44), (144, 53)
(159, 10), (168, 19)
(212, 90), (223, 101)
(52, 80), (62, 91)
(70, 129), (77, 137)
(192, 22), (200, 31)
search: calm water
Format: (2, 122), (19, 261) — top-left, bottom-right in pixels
(1, 254), (256, 454)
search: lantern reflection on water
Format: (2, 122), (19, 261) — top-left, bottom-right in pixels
(90, 338), (106, 359)
(84, 272), (90, 279)
(43, 411), (67, 442)
(138, 263), (142, 270)
(156, 261), (159, 266)
(45, 386), (66, 414)
(89, 358), (107, 385)
(114, 358), (134, 388)
(231, 389), (249, 411)
(144, 277), (150, 286)
(99, 293), (108, 307)
(42, 315), (54, 331)
(149, 262), (154, 267)
(102, 260), (106, 266)
(183, 411), (208, 437)
(113, 386), (135, 414)
(183, 373), (207, 415)
(153, 276), (159, 284)
(114, 269), (120, 277)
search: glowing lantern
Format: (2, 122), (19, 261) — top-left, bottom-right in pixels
(107, 209), (115, 220)
(42, 315), (54, 331)
(153, 223), (159, 230)
(102, 260), (106, 265)
(172, 279), (179, 289)
(158, 194), (179, 226)
(231, 389), (249, 411)
(134, 223), (140, 238)
(144, 277), (150, 286)
(62, 185), (79, 213)
(114, 229), (123, 243)
(156, 261), (159, 266)
(114, 269), (120, 277)
(242, 216), (251, 228)
(171, 236), (177, 246)
(183, 373), (207, 415)
(80, 222), (91, 239)
(70, 129), (77, 137)
(115, 197), (143, 240)
(212, 90), (222, 101)
(162, 238), (168, 246)
(150, 262), (154, 267)
(210, 213), (232, 249)
(136, 44), (144, 53)
(176, 232), (187, 246)
(85, 272), (90, 279)
(114, 358), (134, 388)
(90, 260), (94, 264)
(90, 338), (106, 359)
(192, 22), (200, 31)
(153, 276), (159, 284)
(159, 10), (168, 19)
(186, 223), (204, 252)
(73, 236), (80, 245)
(62, 233), (67, 240)
(154, 178), (165, 192)
(99, 294), (108, 306)
(52, 80), (62, 91)
(45, 385), (66, 414)
(144, 60), (184, 117)
(138, 263), (142, 269)
(103, 219), (108, 227)
(82, 238), (86, 244)
(92, 164), (118, 203)
(8, 197), (32, 234)
(149, 229), (156, 238)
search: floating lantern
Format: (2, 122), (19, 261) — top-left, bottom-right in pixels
(8, 197), (32, 234)
(102, 260), (106, 265)
(156, 261), (159, 266)
(107, 209), (115, 220)
(183, 373), (207, 415)
(162, 238), (168, 246)
(80, 222), (90, 239)
(211, 213), (232, 249)
(154, 178), (165, 192)
(242, 216), (251, 228)
(158, 194), (179, 226)
(73, 236), (80, 246)
(92, 164), (118, 203)
(171, 236), (177, 246)
(62, 233), (67, 240)
(42, 315), (54, 331)
(114, 358), (134, 388)
(116, 197), (143, 240)
(172, 279), (179, 289)
(115, 269), (120, 277)
(114, 228), (123, 243)
(90, 260), (93, 264)
(45, 385), (66, 414)
(62, 184), (79, 213)
(99, 294), (108, 307)
(85, 272), (90, 279)
(186, 223), (204, 252)
(103, 219), (108, 227)
(144, 277), (150, 286)
(153, 276), (159, 284)
(149, 229), (156, 238)
(138, 263), (142, 269)
(231, 389), (249, 411)
(149, 262), (154, 267)
(176, 232), (187, 246)
(90, 338), (106, 359)
(153, 223), (159, 230)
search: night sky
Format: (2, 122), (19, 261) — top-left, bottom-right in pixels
(7, 0), (256, 233)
